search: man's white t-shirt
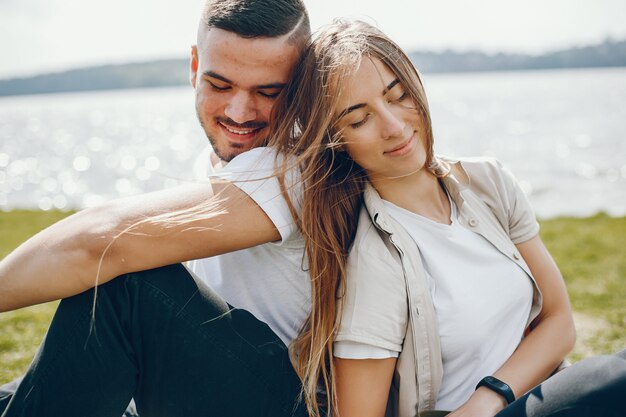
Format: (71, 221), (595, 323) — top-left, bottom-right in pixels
(187, 147), (310, 346)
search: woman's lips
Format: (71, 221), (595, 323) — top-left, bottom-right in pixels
(384, 133), (416, 157)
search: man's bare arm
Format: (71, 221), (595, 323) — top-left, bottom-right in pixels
(0, 180), (280, 312)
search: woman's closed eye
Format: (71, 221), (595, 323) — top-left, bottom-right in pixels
(349, 91), (407, 129)
(391, 91), (408, 103)
(387, 87), (408, 104)
(350, 113), (371, 129)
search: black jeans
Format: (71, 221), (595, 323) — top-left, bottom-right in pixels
(0, 264), (306, 417)
(421, 350), (626, 417)
(494, 348), (626, 417)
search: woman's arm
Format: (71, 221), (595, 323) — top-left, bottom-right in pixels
(449, 234), (576, 416)
(0, 180), (279, 312)
(335, 357), (397, 417)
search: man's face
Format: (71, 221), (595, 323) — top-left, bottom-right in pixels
(190, 28), (300, 162)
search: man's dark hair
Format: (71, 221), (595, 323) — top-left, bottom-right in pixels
(202, 0), (310, 41)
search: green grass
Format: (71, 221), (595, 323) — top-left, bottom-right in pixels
(0, 210), (625, 384)
(539, 213), (626, 360)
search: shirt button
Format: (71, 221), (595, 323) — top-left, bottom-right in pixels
(513, 253), (521, 260)
(468, 218), (478, 227)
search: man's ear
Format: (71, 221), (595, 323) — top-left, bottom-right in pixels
(190, 45), (199, 88)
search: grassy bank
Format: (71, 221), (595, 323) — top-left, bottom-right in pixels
(1, 210), (625, 384)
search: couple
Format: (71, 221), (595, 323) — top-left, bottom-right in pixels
(1, 0), (626, 416)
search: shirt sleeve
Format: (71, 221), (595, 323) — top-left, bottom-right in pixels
(214, 147), (302, 246)
(334, 341), (399, 359)
(495, 160), (540, 244)
(335, 227), (408, 352)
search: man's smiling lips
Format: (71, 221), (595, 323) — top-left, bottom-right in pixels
(217, 121), (266, 142)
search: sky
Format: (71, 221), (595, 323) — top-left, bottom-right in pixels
(1, 0), (625, 79)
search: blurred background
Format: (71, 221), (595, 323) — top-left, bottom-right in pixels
(0, 0), (625, 217)
(1, 0), (625, 382)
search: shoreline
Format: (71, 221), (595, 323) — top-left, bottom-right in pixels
(3, 206), (625, 217)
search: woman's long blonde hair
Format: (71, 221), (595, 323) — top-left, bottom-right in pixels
(268, 19), (447, 417)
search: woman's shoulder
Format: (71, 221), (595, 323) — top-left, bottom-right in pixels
(440, 155), (508, 181)
(439, 155), (520, 196)
(348, 206), (403, 272)
(351, 206), (388, 252)
(440, 155), (539, 243)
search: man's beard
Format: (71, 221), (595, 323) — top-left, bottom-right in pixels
(196, 111), (268, 163)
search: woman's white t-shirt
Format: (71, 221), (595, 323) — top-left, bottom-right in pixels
(334, 195), (533, 410)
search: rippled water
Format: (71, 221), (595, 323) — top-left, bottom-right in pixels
(0, 67), (625, 218)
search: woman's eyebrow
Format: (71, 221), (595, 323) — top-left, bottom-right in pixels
(337, 78), (402, 121)
(382, 79), (400, 95)
(337, 103), (366, 121)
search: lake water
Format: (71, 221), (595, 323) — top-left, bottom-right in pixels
(0, 67), (625, 218)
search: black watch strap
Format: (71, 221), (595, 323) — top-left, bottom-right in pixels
(475, 376), (515, 405)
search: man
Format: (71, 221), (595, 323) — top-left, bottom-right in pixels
(0, 1), (311, 416)
(186, 0), (311, 348)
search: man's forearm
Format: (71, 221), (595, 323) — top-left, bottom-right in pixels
(0, 180), (280, 312)
(0, 208), (107, 311)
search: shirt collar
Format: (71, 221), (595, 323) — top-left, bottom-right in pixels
(363, 158), (470, 233)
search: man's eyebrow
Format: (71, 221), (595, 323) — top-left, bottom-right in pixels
(337, 79), (401, 121)
(256, 83), (287, 90)
(202, 71), (286, 90)
(203, 71), (232, 84)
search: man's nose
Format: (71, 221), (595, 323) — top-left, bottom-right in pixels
(224, 92), (257, 123)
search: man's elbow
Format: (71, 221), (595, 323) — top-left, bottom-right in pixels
(61, 204), (129, 287)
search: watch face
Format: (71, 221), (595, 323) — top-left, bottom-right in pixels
(485, 376), (509, 390)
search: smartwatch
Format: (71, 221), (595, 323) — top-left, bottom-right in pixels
(475, 376), (515, 405)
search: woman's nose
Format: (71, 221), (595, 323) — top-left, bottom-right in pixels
(380, 107), (405, 139)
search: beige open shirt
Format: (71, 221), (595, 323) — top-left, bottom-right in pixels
(336, 157), (544, 416)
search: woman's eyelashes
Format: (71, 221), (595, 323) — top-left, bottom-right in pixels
(387, 86), (408, 104)
(393, 91), (408, 103)
(350, 114), (370, 129)
(349, 89), (408, 129)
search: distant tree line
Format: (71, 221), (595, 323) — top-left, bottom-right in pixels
(1, 39), (624, 97)
(410, 38), (626, 73)
(0, 59), (188, 97)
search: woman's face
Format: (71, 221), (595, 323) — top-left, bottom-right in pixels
(334, 57), (428, 183)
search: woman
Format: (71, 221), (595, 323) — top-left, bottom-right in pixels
(268, 19), (626, 417)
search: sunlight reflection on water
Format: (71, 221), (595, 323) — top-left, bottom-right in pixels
(0, 68), (625, 218)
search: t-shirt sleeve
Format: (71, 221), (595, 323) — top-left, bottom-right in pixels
(213, 147), (302, 246)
